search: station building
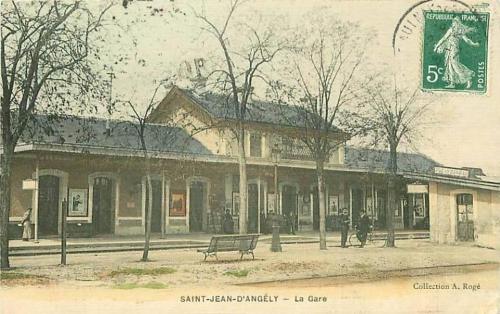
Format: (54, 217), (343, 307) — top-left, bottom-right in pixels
(6, 87), (500, 249)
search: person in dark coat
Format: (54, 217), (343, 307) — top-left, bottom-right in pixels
(356, 210), (371, 248)
(339, 208), (350, 248)
(222, 210), (234, 234)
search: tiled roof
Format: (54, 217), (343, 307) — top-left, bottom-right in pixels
(21, 115), (212, 155)
(344, 146), (440, 174)
(182, 89), (342, 132)
(21, 115), (439, 175)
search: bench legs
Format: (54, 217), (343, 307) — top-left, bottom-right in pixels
(202, 251), (254, 261)
(203, 252), (218, 261)
(239, 250), (255, 260)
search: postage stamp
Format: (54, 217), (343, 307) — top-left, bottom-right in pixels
(422, 11), (489, 93)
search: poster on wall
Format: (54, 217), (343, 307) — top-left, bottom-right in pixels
(170, 192), (186, 217)
(329, 195), (339, 215)
(68, 189), (88, 217)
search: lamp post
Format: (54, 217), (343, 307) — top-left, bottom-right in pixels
(271, 143), (282, 252)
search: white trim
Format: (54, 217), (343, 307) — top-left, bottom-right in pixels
(32, 169), (69, 236)
(248, 178), (265, 233)
(117, 217), (143, 220)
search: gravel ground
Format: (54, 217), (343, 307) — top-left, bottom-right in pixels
(2, 240), (498, 289)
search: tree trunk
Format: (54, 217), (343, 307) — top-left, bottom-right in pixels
(0, 147), (12, 269)
(142, 158), (153, 261)
(238, 130), (248, 234)
(317, 159), (327, 250)
(385, 144), (397, 248)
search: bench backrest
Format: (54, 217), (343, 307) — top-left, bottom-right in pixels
(206, 234), (259, 253)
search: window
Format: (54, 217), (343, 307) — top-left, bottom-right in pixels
(249, 133), (262, 157)
(413, 194), (425, 217)
(457, 193), (473, 222)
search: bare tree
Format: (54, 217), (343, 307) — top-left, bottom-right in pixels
(0, 0), (111, 269)
(361, 78), (431, 247)
(268, 18), (372, 249)
(191, 0), (289, 234)
(118, 81), (208, 261)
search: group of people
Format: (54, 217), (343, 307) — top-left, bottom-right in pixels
(340, 208), (371, 248)
(221, 209), (297, 235)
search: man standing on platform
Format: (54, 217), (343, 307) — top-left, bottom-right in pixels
(356, 211), (371, 248)
(340, 208), (350, 248)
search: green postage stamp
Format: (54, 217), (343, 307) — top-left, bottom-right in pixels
(422, 11), (489, 93)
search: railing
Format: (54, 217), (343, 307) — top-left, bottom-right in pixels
(280, 145), (315, 161)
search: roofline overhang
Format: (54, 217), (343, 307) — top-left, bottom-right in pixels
(14, 142), (393, 174)
(403, 172), (500, 192)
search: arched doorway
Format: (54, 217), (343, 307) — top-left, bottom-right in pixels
(282, 184), (298, 230)
(189, 181), (205, 232)
(38, 175), (60, 236)
(92, 177), (114, 234)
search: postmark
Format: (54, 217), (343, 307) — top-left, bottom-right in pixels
(421, 11), (489, 93)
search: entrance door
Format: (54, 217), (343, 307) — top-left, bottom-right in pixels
(282, 185), (298, 229)
(93, 177), (113, 234)
(457, 194), (474, 241)
(351, 188), (363, 227)
(38, 175), (60, 236)
(146, 180), (162, 233)
(248, 184), (259, 233)
(189, 181), (204, 232)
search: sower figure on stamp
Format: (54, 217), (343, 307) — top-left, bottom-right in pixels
(355, 210), (371, 248)
(340, 208), (350, 248)
(434, 16), (479, 89)
(21, 207), (32, 241)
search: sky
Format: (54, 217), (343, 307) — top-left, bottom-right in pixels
(93, 0), (500, 176)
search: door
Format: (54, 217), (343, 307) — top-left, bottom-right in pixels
(146, 180), (162, 233)
(93, 177), (113, 234)
(351, 188), (363, 227)
(457, 194), (474, 241)
(282, 185), (298, 230)
(248, 184), (259, 233)
(189, 181), (204, 232)
(38, 175), (60, 236)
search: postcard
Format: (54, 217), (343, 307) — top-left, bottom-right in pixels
(1, 0), (498, 313)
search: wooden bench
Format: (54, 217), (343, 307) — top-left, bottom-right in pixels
(197, 234), (259, 261)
